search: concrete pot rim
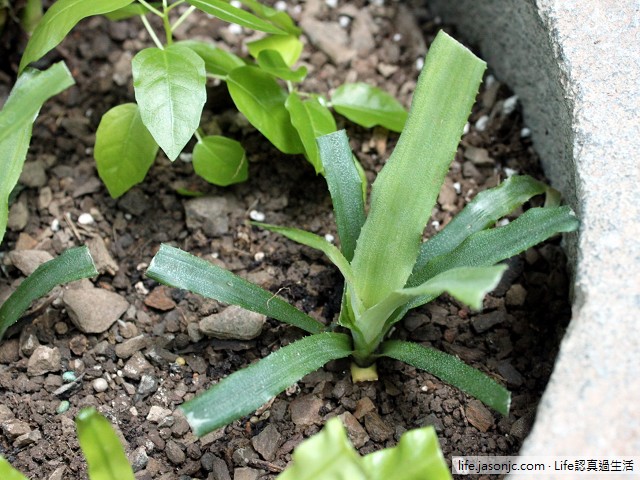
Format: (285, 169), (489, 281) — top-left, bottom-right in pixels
(429, 0), (640, 459)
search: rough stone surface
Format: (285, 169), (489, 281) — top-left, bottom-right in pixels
(338, 411), (369, 448)
(251, 424), (282, 461)
(9, 250), (54, 276)
(289, 394), (323, 426)
(63, 287), (129, 333)
(27, 346), (61, 376)
(199, 306), (266, 340)
(184, 196), (230, 236)
(430, 0), (640, 462)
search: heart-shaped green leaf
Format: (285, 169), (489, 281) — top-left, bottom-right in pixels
(185, 0), (286, 34)
(19, 0), (134, 72)
(132, 45), (206, 161)
(192, 135), (248, 186)
(286, 93), (336, 173)
(177, 40), (245, 76)
(247, 34), (303, 66)
(256, 50), (307, 82)
(331, 83), (408, 132)
(227, 66), (304, 154)
(94, 103), (159, 198)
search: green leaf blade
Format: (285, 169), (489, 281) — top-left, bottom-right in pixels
(331, 83), (407, 132)
(94, 103), (159, 198)
(256, 50), (307, 82)
(181, 333), (353, 436)
(317, 130), (365, 261)
(132, 45), (206, 161)
(350, 31), (486, 309)
(227, 66), (304, 154)
(247, 34), (303, 66)
(75, 408), (135, 480)
(185, 0), (286, 34)
(192, 135), (248, 186)
(146, 244), (324, 334)
(177, 40), (245, 77)
(236, 0), (300, 35)
(381, 340), (510, 415)
(19, 0), (135, 72)
(0, 457), (29, 480)
(0, 246), (97, 340)
(286, 93), (337, 174)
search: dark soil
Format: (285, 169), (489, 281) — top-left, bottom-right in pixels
(0, 1), (572, 479)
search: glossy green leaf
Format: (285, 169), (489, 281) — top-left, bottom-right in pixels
(94, 103), (159, 198)
(0, 246), (97, 340)
(227, 66), (304, 154)
(192, 135), (248, 186)
(181, 333), (352, 436)
(331, 83), (408, 132)
(177, 40), (245, 76)
(19, 0), (134, 72)
(256, 50), (307, 82)
(20, 0), (43, 34)
(350, 31), (486, 309)
(146, 244), (323, 334)
(0, 62), (74, 244)
(247, 34), (303, 66)
(236, 0), (300, 35)
(317, 131), (365, 261)
(185, 0), (286, 34)
(286, 93), (337, 174)
(414, 175), (548, 272)
(104, 3), (158, 20)
(253, 222), (356, 288)
(75, 408), (135, 480)
(381, 340), (510, 415)
(132, 45), (206, 161)
(0, 457), (28, 480)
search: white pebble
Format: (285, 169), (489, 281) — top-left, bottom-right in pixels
(475, 115), (490, 132)
(502, 95), (519, 115)
(462, 122), (470, 135)
(393, 33), (402, 42)
(324, 233), (335, 243)
(371, 0), (384, 6)
(51, 218), (60, 232)
(249, 210), (265, 222)
(453, 182), (462, 194)
(92, 378), (108, 393)
(78, 213), (94, 225)
(431, 220), (440, 230)
(179, 153), (192, 163)
(135, 281), (149, 295)
(230, 0), (242, 7)
(325, 0), (337, 8)
(520, 127), (532, 138)
(254, 251), (265, 262)
(228, 23), (243, 35)
(497, 218), (510, 227)
(415, 57), (425, 71)
(504, 167), (518, 178)
(274, 0), (287, 11)
(485, 74), (496, 88)
(124, 213), (132, 220)
(338, 15), (351, 28)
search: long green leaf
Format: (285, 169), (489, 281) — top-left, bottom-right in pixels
(103, 3), (155, 20)
(331, 83), (407, 133)
(357, 266), (506, 347)
(185, 0), (286, 34)
(350, 31), (486, 309)
(247, 34), (303, 66)
(132, 45), (206, 161)
(253, 222), (356, 287)
(317, 130), (365, 261)
(227, 66), (304, 154)
(256, 50), (307, 82)
(181, 333), (352, 436)
(362, 426), (452, 480)
(0, 457), (28, 480)
(94, 103), (159, 198)
(286, 93), (337, 174)
(413, 175), (548, 272)
(176, 40), (245, 76)
(192, 135), (248, 186)
(381, 340), (510, 415)
(236, 0), (300, 35)
(146, 244), (323, 334)
(75, 408), (135, 480)
(1, 125), (32, 246)
(0, 246), (97, 340)
(18, 0), (134, 72)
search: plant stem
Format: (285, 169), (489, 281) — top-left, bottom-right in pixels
(171, 5), (196, 32)
(194, 129), (204, 143)
(140, 14), (164, 49)
(166, 0), (186, 12)
(162, 0), (173, 45)
(137, 0), (163, 17)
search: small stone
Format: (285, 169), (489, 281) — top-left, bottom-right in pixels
(9, 250), (54, 276)
(129, 446), (149, 472)
(184, 196), (230, 236)
(144, 286), (176, 311)
(77, 213), (94, 225)
(354, 397), (376, 420)
(199, 306), (265, 340)
(56, 400), (70, 414)
(115, 334), (149, 359)
(62, 371), (77, 383)
(0, 339), (20, 363)
(14, 428), (41, 447)
(497, 361), (524, 387)
(465, 399), (494, 432)
(464, 146), (494, 166)
(1, 419), (31, 439)
(301, 18), (356, 65)
(117, 188), (150, 216)
(0, 405), (14, 422)
(147, 406), (173, 424)
(8, 200), (29, 231)
(234, 467), (261, 480)
(86, 236), (119, 275)
(506, 284), (527, 306)
(363, 412), (394, 442)
(510, 411), (535, 440)
(20, 327), (40, 356)
(19, 160), (47, 187)
(92, 378), (108, 393)
(27, 346), (61, 376)
(69, 334), (89, 355)
(14, 232), (38, 250)
(63, 287), (129, 334)
(165, 440), (186, 465)
(48, 466), (66, 480)
(251, 424), (282, 461)
(137, 374), (158, 397)
(123, 352), (154, 380)
(289, 394), (323, 426)
(338, 412), (369, 448)
(209, 455), (231, 479)
(471, 310), (507, 334)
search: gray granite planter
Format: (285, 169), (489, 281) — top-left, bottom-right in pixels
(428, 0), (640, 462)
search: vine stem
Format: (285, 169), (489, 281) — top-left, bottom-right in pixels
(137, 0), (163, 17)
(162, 0), (173, 45)
(172, 5), (196, 32)
(140, 14), (164, 49)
